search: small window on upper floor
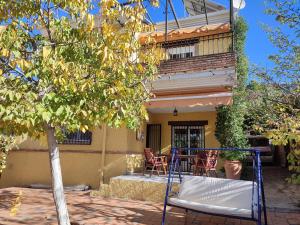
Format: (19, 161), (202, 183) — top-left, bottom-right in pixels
(61, 130), (92, 145)
(167, 45), (195, 60)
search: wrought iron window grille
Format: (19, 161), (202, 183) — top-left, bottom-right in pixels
(60, 130), (92, 145)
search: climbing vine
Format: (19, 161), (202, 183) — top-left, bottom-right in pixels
(215, 17), (249, 160)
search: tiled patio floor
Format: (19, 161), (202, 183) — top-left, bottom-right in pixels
(0, 187), (300, 225)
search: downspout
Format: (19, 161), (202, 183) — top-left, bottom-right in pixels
(99, 124), (107, 187)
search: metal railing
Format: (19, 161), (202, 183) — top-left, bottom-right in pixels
(160, 32), (233, 60)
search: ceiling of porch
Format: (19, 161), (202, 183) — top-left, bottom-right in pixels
(147, 105), (216, 114)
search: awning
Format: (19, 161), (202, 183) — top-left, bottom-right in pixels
(140, 23), (230, 44)
(145, 92), (232, 109)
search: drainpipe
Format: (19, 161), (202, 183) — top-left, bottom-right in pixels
(99, 124), (107, 187)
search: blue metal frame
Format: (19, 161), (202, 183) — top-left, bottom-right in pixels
(161, 148), (268, 225)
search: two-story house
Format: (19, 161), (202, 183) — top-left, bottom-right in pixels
(0, 0), (236, 189)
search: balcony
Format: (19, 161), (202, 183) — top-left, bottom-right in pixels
(158, 32), (235, 75)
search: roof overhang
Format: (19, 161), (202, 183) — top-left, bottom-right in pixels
(140, 23), (230, 44)
(146, 91), (233, 113)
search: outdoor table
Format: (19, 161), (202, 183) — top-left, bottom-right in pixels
(177, 155), (197, 173)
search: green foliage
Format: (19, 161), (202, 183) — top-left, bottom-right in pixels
(0, 0), (162, 137)
(215, 17), (249, 161)
(234, 17), (248, 94)
(248, 0), (300, 184)
(215, 105), (248, 161)
(0, 1), (162, 222)
(0, 134), (15, 177)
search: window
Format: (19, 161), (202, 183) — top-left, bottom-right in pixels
(161, 39), (198, 60)
(169, 121), (207, 173)
(169, 121), (208, 150)
(171, 125), (205, 149)
(167, 45), (195, 60)
(61, 130), (92, 145)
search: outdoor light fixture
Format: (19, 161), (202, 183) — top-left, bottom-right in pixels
(173, 107), (178, 116)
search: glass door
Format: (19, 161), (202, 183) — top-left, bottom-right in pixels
(172, 125), (205, 150)
(189, 126), (204, 148)
(172, 125), (205, 172)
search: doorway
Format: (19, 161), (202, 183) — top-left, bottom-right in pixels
(170, 121), (207, 172)
(146, 124), (161, 154)
(171, 125), (205, 152)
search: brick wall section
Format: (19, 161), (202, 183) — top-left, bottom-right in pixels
(158, 52), (236, 74)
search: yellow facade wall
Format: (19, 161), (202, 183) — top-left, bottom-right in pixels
(0, 125), (146, 189)
(0, 112), (219, 189)
(0, 151), (102, 188)
(19, 127), (104, 151)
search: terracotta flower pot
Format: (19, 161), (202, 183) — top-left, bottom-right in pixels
(224, 160), (242, 180)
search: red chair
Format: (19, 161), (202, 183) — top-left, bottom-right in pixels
(143, 148), (168, 176)
(193, 150), (218, 177)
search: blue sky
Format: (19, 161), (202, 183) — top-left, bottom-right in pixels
(238, 1), (278, 68)
(141, 0), (280, 68)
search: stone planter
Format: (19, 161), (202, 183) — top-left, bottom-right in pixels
(224, 160), (242, 180)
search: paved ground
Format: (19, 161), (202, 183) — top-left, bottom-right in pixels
(262, 167), (300, 210)
(0, 187), (300, 225)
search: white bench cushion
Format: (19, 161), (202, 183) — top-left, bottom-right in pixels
(168, 176), (257, 219)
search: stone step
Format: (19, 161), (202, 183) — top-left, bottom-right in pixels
(96, 174), (180, 203)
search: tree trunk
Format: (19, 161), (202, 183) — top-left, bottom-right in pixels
(46, 125), (70, 225)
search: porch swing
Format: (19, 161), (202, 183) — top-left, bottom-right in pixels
(161, 148), (268, 225)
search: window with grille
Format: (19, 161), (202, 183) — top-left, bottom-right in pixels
(61, 130), (92, 145)
(167, 45), (195, 59)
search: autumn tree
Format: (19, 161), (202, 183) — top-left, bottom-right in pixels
(247, 0), (300, 184)
(0, 0), (161, 224)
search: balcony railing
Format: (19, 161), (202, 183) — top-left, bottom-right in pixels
(160, 32), (233, 61)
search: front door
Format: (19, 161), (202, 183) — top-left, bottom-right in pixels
(171, 124), (205, 172)
(172, 125), (205, 150)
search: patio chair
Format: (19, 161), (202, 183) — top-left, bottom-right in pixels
(193, 150), (218, 177)
(143, 148), (168, 176)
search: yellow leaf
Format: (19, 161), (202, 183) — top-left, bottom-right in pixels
(87, 14), (94, 31)
(150, 0), (159, 7)
(82, 110), (87, 117)
(102, 46), (108, 62)
(80, 126), (86, 133)
(43, 46), (51, 59)
(18, 59), (28, 71)
(10, 190), (22, 216)
(0, 25), (6, 33)
(1, 48), (9, 57)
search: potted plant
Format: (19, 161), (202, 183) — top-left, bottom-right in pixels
(215, 105), (249, 180)
(221, 150), (247, 179)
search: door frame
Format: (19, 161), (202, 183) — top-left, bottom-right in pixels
(169, 121), (208, 150)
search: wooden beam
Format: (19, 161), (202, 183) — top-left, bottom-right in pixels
(168, 121), (208, 126)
